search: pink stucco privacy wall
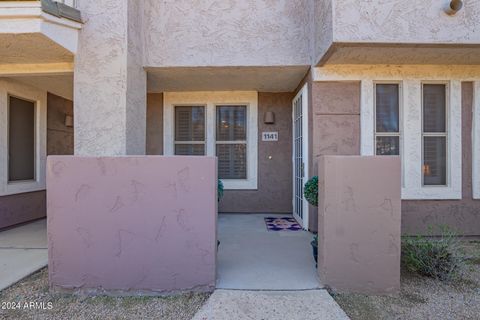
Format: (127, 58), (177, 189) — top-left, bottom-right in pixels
(317, 156), (401, 294)
(47, 156), (217, 294)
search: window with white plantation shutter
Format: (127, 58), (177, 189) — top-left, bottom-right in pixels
(164, 91), (258, 190)
(422, 84), (447, 186)
(216, 106), (247, 179)
(174, 106), (205, 155)
(375, 83), (401, 156)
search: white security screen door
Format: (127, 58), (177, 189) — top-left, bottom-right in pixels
(292, 84), (309, 229)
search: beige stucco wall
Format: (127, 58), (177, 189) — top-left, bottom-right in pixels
(74, 0), (146, 156)
(315, 1), (480, 65)
(308, 81), (361, 230)
(143, 0), (314, 67)
(332, 0), (480, 45)
(220, 92), (294, 213)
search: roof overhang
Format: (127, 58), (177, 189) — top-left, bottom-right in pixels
(0, 1), (82, 55)
(317, 43), (480, 66)
(146, 66), (310, 93)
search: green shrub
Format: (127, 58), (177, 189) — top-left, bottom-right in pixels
(402, 226), (463, 281)
(218, 179), (224, 202)
(304, 176), (318, 207)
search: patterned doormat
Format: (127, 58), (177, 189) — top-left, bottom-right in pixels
(264, 217), (302, 231)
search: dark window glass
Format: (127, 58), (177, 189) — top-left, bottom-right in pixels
(376, 84), (399, 133)
(8, 96), (35, 182)
(174, 106), (205, 156)
(376, 136), (400, 156)
(175, 144), (205, 155)
(216, 106), (246, 141)
(423, 137), (447, 185)
(423, 84), (446, 133)
(216, 106), (247, 179)
(216, 144), (247, 179)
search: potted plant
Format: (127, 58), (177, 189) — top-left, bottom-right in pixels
(304, 176), (318, 266)
(217, 180), (224, 250)
(218, 179), (224, 202)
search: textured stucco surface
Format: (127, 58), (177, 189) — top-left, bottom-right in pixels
(317, 156), (401, 294)
(309, 81), (361, 230)
(47, 93), (74, 156)
(402, 82), (480, 236)
(333, 0), (480, 44)
(313, 0), (333, 65)
(74, 0), (146, 156)
(146, 93), (163, 155)
(220, 93), (293, 213)
(316, 1), (480, 65)
(0, 191), (46, 230)
(143, 0), (313, 67)
(47, 156), (217, 294)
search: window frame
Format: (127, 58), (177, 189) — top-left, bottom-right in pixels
(373, 81), (403, 157)
(7, 94), (37, 183)
(473, 81), (480, 199)
(0, 79), (47, 196)
(421, 82), (449, 187)
(215, 104), (248, 180)
(173, 105), (207, 156)
(163, 92), (258, 190)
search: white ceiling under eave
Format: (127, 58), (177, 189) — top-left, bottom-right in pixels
(146, 66), (310, 93)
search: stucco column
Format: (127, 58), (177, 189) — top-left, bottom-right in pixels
(74, 0), (146, 155)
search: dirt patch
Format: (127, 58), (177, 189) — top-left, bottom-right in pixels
(332, 241), (480, 320)
(0, 268), (210, 320)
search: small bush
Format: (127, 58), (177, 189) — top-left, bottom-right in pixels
(218, 179), (224, 202)
(402, 226), (463, 281)
(304, 176), (318, 207)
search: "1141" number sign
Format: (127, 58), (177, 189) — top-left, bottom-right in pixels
(262, 132), (278, 141)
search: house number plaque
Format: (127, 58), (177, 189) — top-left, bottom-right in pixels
(262, 132), (278, 141)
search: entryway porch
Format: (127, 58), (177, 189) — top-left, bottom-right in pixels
(217, 213), (320, 290)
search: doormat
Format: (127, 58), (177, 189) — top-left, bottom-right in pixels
(264, 217), (302, 231)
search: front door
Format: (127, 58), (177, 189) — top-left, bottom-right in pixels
(292, 84), (309, 229)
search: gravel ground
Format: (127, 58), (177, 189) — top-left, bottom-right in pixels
(332, 240), (480, 320)
(0, 268), (210, 320)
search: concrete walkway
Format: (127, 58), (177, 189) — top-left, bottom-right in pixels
(0, 219), (47, 291)
(207, 214), (349, 319)
(217, 214), (320, 290)
(193, 289), (350, 320)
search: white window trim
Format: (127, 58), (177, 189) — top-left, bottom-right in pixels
(0, 79), (47, 196)
(361, 79), (461, 200)
(421, 82), (449, 187)
(473, 81), (480, 199)
(173, 105), (207, 154)
(373, 81), (403, 156)
(164, 91), (258, 190)
(314, 65), (480, 200)
(402, 80), (461, 199)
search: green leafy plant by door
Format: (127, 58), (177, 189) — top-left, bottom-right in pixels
(304, 176), (318, 207)
(218, 179), (224, 202)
